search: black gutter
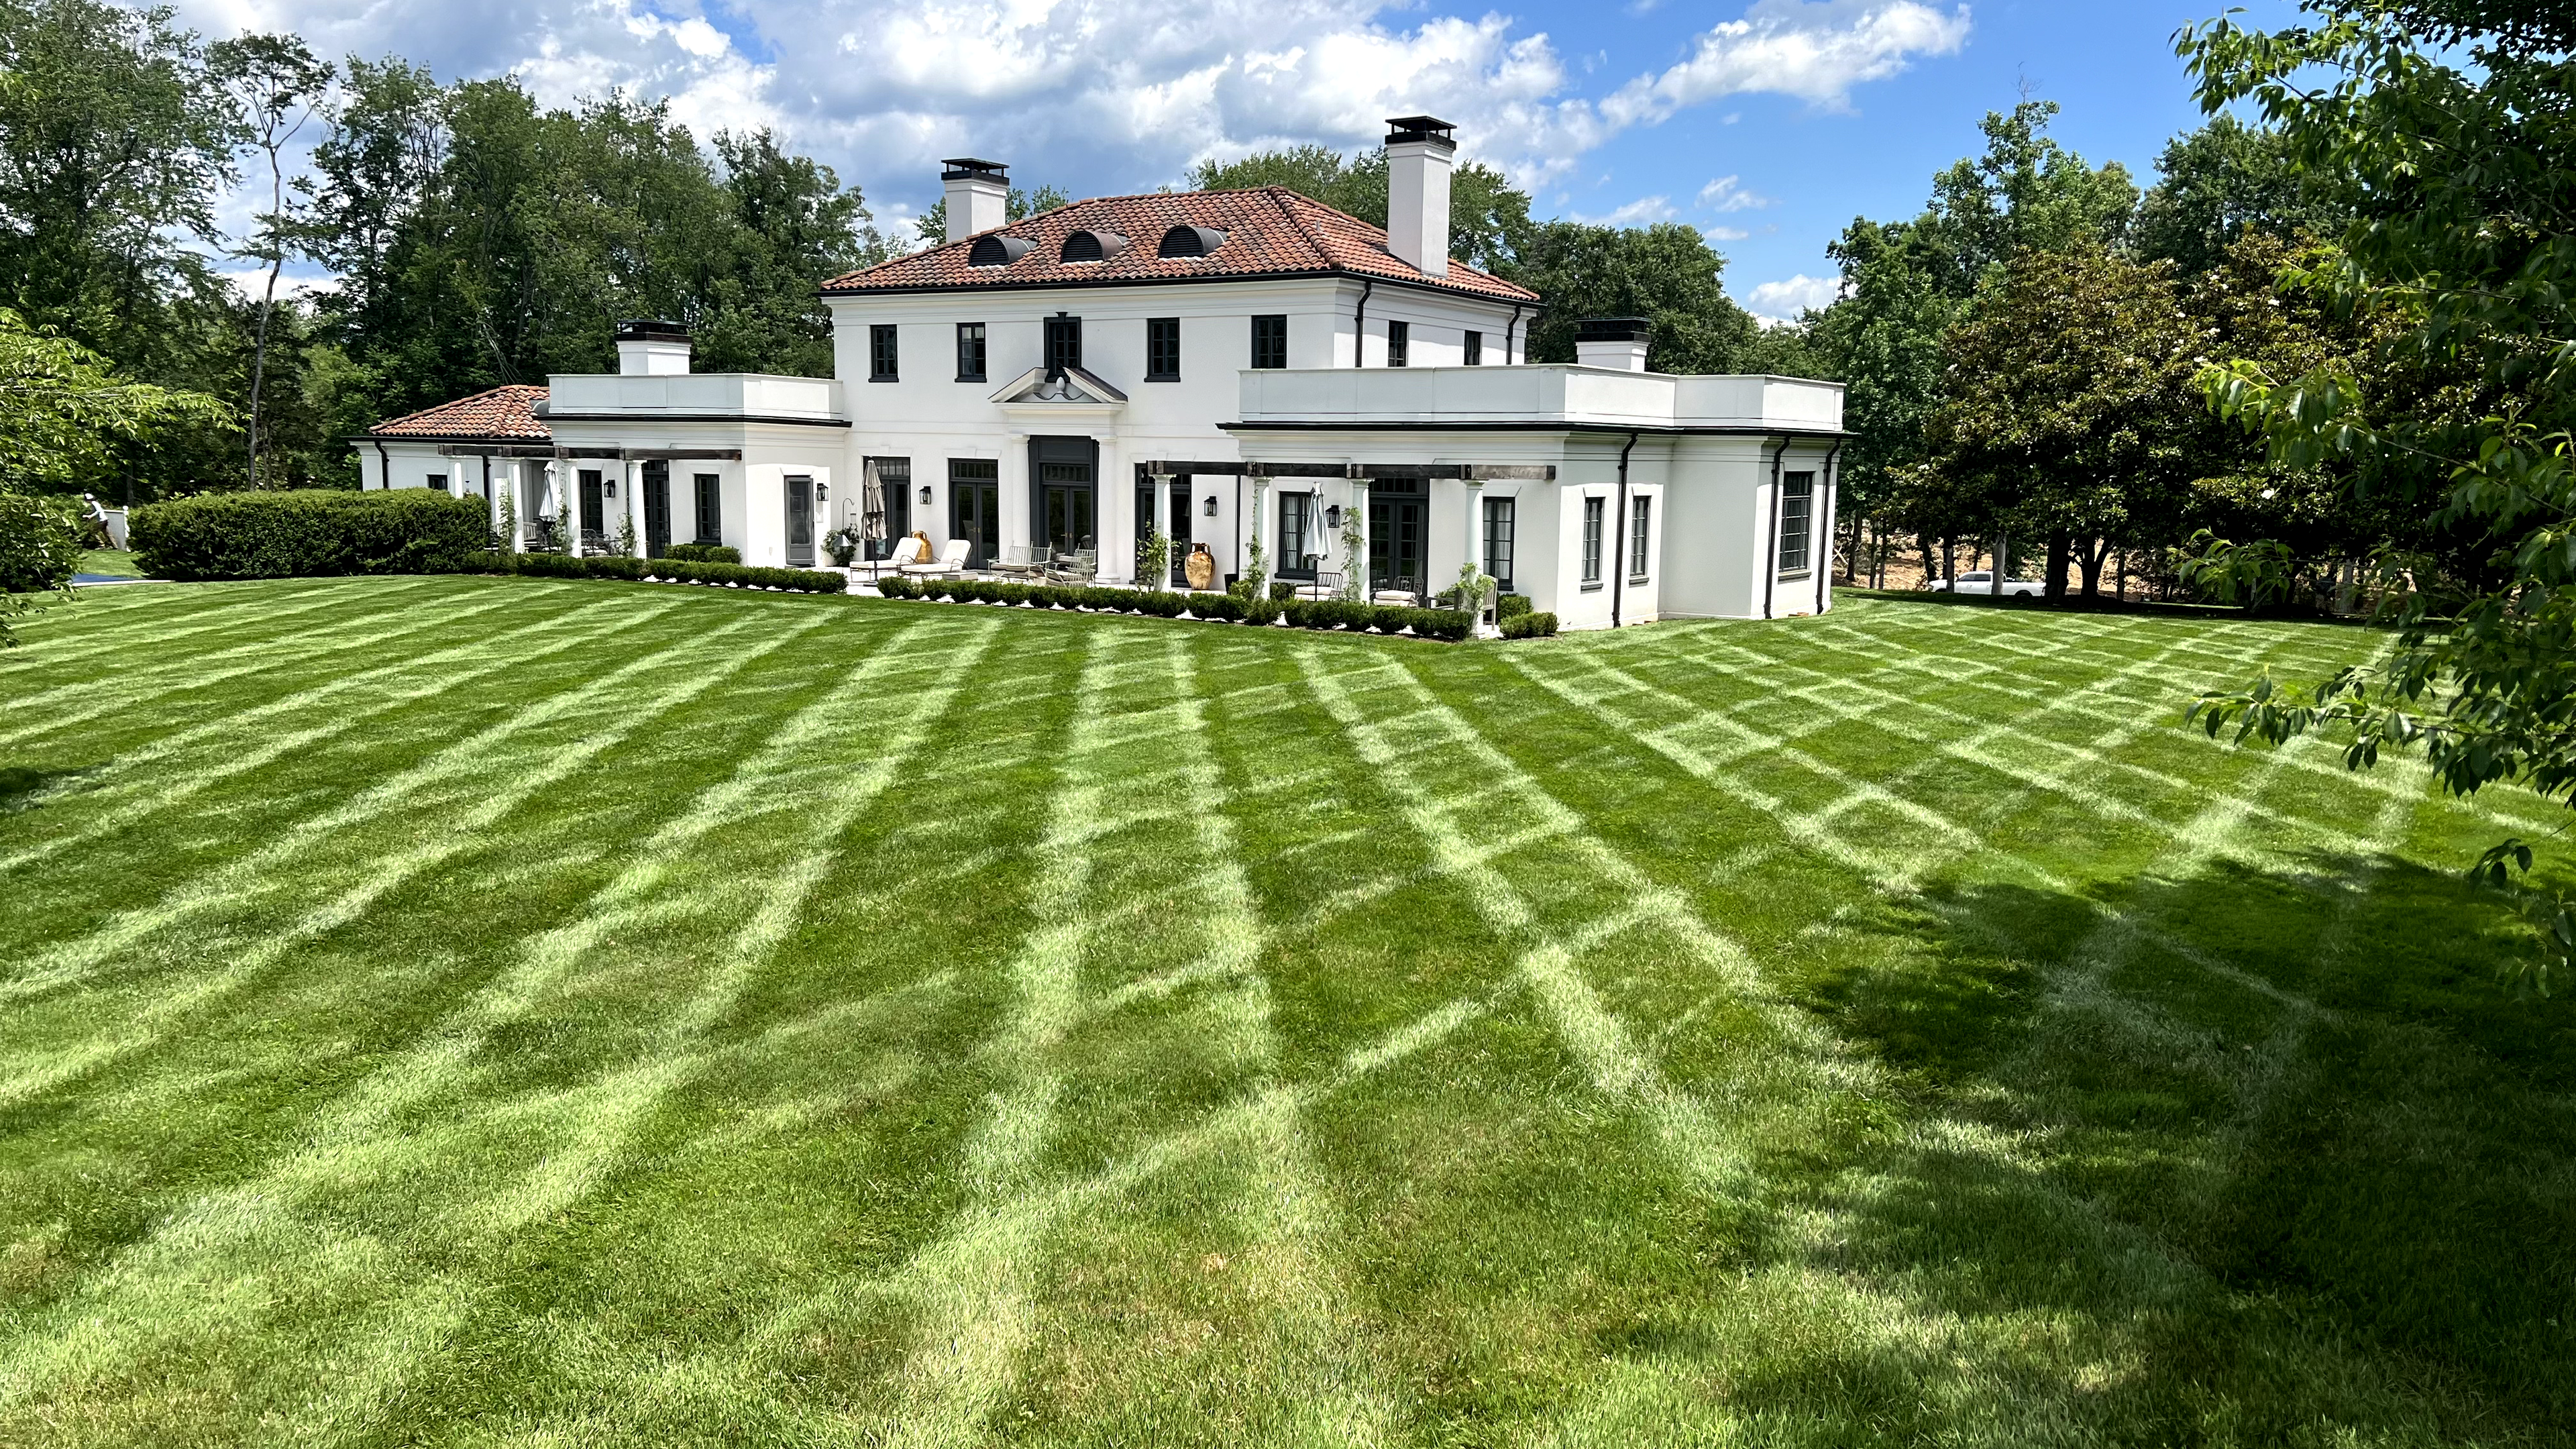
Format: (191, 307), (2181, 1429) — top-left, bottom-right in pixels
(1352, 279), (1374, 368)
(1504, 302), (1523, 364)
(1816, 439), (1843, 616)
(372, 438), (391, 492)
(1761, 438), (1788, 620)
(1611, 430), (1640, 629)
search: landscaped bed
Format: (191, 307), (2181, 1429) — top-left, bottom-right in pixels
(0, 577), (2567, 1445)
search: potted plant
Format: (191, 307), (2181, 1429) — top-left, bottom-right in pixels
(823, 527), (862, 568)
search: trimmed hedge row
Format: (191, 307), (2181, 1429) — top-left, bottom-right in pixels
(130, 488), (490, 581)
(1500, 610), (1559, 639)
(458, 551), (848, 593)
(875, 576), (1475, 640)
(663, 541), (742, 564)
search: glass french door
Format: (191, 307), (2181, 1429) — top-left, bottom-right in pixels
(1368, 495), (1424, 594)
(1041, 461), (1094, 554)
(785, 474), (816, 567)
(1167, 479), (1193, 584)
(641, 460), (670, 558)
(951, 461), (1000, 568)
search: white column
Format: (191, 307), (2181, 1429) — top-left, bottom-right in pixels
(626, 458), (645, 557)
(1463, 474), (1485, 589)
(1345, 476), (1370, 600)
(1000, 433), (1030, 557)
(1249, 476), (1270, 588)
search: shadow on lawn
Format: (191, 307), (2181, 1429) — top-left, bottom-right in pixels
(1741, 847), (2576, 1442)
(0, 763), (100, 814)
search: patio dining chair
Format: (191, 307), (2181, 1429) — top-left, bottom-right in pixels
(1043, 548), (1098, 586)
(989, 543), (1042, 579)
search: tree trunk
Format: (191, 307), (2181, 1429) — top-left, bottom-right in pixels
(2044, 533), (2072, 601)
(2078, 538), (2110, 598)
(2114, 549), (2127, 602)
(1941, 536), (1956, 589)
(1919, 532), (1939, 589)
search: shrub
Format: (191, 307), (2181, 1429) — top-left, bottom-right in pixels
(1139, 591), (1188, 618)
(1269, 581), (1297, 602)
(1191, 592), (1245, 622)
(506, 550), (591, 578)
(1244, 598), (1282, 626)
(585, 555), (646, 582)
(0, 492), (83, 592)
(1501, 610), (1558, 639)
(663, 542), (742, 564)
(130, 488), (490, 581)
(1497, 592), (1534, 621)
(993, 582), (1028, 606)
(875, 576), (916, 598)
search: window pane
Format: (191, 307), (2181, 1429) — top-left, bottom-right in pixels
(1044, 315), (1081, 371)
(1147, 318), (1180, 379)
(871, 324), (898, 380)
(1629, 496), (1652, 578)
(1252, 315), (1287, 369)
(956, 323), (985, 380)
(1464, 330), (1482, 366)
(1387, 319), (1409, 368)
(1582, 496), (1603, 583)
(693, 474), (721, 542)
(1778, 472), (1813, 574)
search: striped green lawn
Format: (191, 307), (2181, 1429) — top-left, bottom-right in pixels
(1, 576), (2569, 1447)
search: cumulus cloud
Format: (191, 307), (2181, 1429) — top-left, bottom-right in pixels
(170, 0), (1966, 220)
(1741, 272), (1842, 321)
(1575, 195), (1678, 226)
(1697, 174), (1774, 212)
(1705, 225), (1750, 242)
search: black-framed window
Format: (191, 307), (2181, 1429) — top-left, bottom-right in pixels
(425, 473), (446, 492)
(1629, 495), (1652, 580)
(1146, 317), (1181, 380)
(1251, 314), (1287, 369)
(1464, 330), (1483, 366)
(955, 322), (985, 381)
(1778, 472), (1814, 575)
(1386, 319), (1409, 368)
(870, 324), (898, 381)
(693, 473), (721, 543)
(1044, 313), (1081, 372)
(1581, 496), (1604, 586)
(1483, 494), (1515, 592)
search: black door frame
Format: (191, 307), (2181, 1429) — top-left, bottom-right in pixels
(949, 460), (1000, 569)
(641, 460), (671, 558)
(1028, 435), (1098, 553)
(784, 474), (816, 567)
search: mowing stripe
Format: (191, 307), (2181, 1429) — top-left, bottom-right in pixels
(0, 612), (828, 1104)
(0, 593), (664, 878)
(0, 584), (557, 748)
(0, 578), (429, 672)
(0, 618), (1006, 1428)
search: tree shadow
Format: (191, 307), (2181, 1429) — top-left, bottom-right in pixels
(1727, 847), (2576, 1442)
(0, 763), (100, 814)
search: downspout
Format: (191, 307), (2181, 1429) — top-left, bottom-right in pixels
(1611, 430), (1640, 629)
(371, 438), (390, 491)
(1503, 302), (1523, 364)
(1352, 279), (1374, 368)
(1761, 438), (1788, 620)
(1816, 439), (1843, 616)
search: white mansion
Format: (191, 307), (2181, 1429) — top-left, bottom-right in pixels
(362, 118), (1847, 626)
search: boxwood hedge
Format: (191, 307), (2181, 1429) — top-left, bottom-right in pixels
(130, 488), (492, 582)
(875, 577), (1472, 639)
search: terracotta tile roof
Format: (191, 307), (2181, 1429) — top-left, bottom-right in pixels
(820, 187), (1540, 304)
(366, 384), (551, 439)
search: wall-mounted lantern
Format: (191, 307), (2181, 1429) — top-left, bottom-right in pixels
(816, 481), (829, 501)
(604, 478), (618, 498)
(1202, 495), (1218, 517)
(918, 484), (933, 505)
(1325, 504), (1342, 529)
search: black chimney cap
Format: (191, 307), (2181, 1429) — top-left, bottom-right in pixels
(1575, 317), (1651, 342)
(941, 158), (1010, 181)
(614, 319), (691, 343)
(1384, 116), (1457, 148)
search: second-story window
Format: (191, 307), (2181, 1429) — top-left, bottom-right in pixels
(1386, 319), (1409, 368)
(956, 322), (986, 382)
(1146, 317), (1181, 380)
(870, 324), (898, 381)
(1464, 329), (1483, 366)
(1044, 313), (1081, 372)
(1251, 314), (1287, 369)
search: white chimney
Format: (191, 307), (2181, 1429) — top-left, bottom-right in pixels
(614, 319), (691, 376)
(1575, 317), (1651, 372)
(1384, 116), (1456, 278)
(942, 158), (1009, 244)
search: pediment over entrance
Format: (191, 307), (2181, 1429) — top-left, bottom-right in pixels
(987, 364), (1128, 407)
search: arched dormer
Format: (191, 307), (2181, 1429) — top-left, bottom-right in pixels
(1157, 225), (1228, 259)
(967, 233), (1034, 267)
(1061, 229), (1129, 263)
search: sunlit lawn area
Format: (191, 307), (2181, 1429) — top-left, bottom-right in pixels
(1, 576), (2569, 1446)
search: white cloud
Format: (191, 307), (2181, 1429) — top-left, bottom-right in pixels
(1697, 174), (1774, 211)
(1741, 272), (1842, 321)
(1575, 195), (1676, 226)
(1704, 225), (1750, 241)
(169, 0), (1966, 228)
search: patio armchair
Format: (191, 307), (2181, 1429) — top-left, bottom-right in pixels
(989, 543), (1042, 579)
(902, 538), (971, 578)
(1297, 572), (1344, 601)
(1043, 548), (1098, 585)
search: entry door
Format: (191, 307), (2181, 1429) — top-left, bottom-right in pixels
(1041, 462), (1094, 554)
(951, 480), (1000, 568)
(1369, 496), (1425, 594)
(578, 470), (604, 545)
(1167, 480), (1193, 584)
(785, 474), (816, 567)
(641, 460), (671, 558)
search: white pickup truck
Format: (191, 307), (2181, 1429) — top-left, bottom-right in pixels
(1924, 571), (2044, 598)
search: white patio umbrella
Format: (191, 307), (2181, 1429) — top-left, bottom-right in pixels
(860, 461), (888, 556)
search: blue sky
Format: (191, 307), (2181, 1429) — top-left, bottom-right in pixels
(177, 0), (2304, 319)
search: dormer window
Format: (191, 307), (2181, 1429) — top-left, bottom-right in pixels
(1061, 229), (1128, 264)
(1157, 225), (1227, 259)
(967, 234), (1033, 267)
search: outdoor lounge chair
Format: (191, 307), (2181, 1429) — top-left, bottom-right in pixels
(861, 537), (922, 580)
(902, 538), (971, 578)
(989, 543), (1042, 579)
